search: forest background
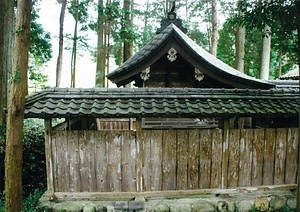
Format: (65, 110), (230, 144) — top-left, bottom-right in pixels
(33, 0), (299, 90)
(0, 0), (299, 211)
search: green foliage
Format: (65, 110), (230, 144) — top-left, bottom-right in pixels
(22, 119), (46, 196)
(0, 119), (46, 197)
(0, 189), (46, 212)
(0, 118), (46, 211)
(27, 1), (52, 90)
(217, 20), (236, 68)
(235, 0), (298, 78)
(9, 67), (21, 84)
(23, 189), (45, 212)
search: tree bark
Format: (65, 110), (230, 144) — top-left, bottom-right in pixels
(70, 0), (79, 88)
(259, 24), (271, 80)
(296, 0), (300, 211)
(5, 0), (32, 211)
(0, 0), (14, 194)
(235, 0), (245, 73)
(123, 0), (133, 63)
(56, 0), (67, 87)
(95, 0), (106, 87)
(210, 0), (218, 56)
(0, 0), (14, 125)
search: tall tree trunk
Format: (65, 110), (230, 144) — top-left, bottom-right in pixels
(95, 0), (106, 87)
(5, 0), (32, 211)
(235, 0), (245, 73)
(259, 24), (271, 80)
(123, 0), (133, 62)
(123, 0), (133, 88)
(210, 0), (218, 56)
(278, 45), (282, 77)
(0, 0), (14, 194)
(70, 0), (79, 88)
(296, 0), (300, 210)
(56, 0), (67, 87)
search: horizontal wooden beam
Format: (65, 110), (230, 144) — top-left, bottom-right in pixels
(48, 184), (297, 201)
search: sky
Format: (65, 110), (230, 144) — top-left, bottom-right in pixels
(37, 1), (98, 88)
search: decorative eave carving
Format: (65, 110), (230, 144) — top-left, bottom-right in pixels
(167, 47), (177, 62)
(140, 67), (150, 81)
(195, 68), (205, 82)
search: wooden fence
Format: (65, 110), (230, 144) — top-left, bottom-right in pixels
(48, 128), (298, 193)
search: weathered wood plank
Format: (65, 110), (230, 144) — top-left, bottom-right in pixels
(53, 184), (297, 201)
(150, 130), (163, 191)
(51, 131), (58, 192)
(221, 125), (229, 189)
(176, 130), (188, 190)
(135, 120), (143, 192)
(274, 128), (287, 185)
(263, 128), (275, 185)
(285, 128), (298, 184)
(239, 129), (253, 187)
(56, 131), (69, 192)
(187, 129), (199, 189)
(142, 130), (152, 191)
(78, 131), (92, 192)
(107, 131), (122, 192)
(95, 131), (108, 192)
(211, 129), (222, 188)
(121, 131), (136, 192)
(227, 129), (240, 188)
(199, 129), (212, 189)
(88, 132), (96, 192)
(252, 129), (264, 186)
(45, 119), (54, 194)
(162, 129), (177, 190)
(68, 131), (80, 192)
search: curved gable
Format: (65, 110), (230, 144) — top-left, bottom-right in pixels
(107, 24), (274, 89)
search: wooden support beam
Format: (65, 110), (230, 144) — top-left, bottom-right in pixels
(45, 119), (55, 197)
(49, 184), (297, 201)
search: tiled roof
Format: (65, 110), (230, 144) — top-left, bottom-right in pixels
(107, 24), (274, 89)
(279, 66), (299, 80)
(25, 87), (299, 119)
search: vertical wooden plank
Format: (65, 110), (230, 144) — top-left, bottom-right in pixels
(122, 131), (137, 192)
(263, 128), (275, 185)
(142, 130), (152, 191)
(56, 130), (69, 192)
(89, 132), (97, 192)
(199, 129), (212, 189)
(150, 130), (163, 191)
(177, 130), (188, 190)
(78, 131), (92, 192)
(44, 119), (55, 194)
(107, 131), (122, 192)
(68, 131), (80, 192)
(227, 129), (240, 188)
(95, 131), (108, 192)
(239, 129), (253, 187)
(274, 128), (287, 185)
(187, 129), (199, 189)
(211, 129), (222, 188)
(51, 131), (58, 192)
(285, 128), (298, 184)
(252, 129), (264, 186)
(221, 125), (229, 189)
(135, 119), (143, 192)
(162, 129), (177, 190)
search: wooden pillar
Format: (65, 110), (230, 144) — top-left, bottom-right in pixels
(44, 119), (55, 197)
